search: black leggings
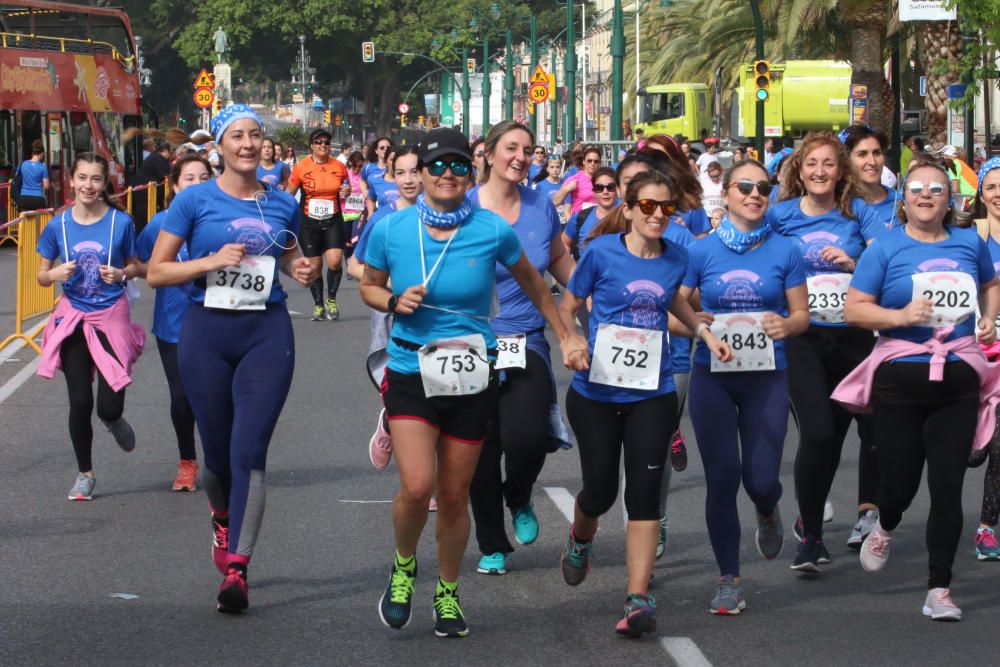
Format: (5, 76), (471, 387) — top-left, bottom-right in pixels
(787, 325), (877, 538)
(566, 387), (677, 521)
(980, 430), (1000, 526)
(872, 360), (978, 590)
(156, 338), (197, 461)
(60, 327), (126, 472)
(470, 350), (553, 554)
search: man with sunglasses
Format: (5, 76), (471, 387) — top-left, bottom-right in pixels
(286, 128), (351, 321)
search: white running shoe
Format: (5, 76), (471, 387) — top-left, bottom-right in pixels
(922, 588), (962, 621)
(859, 523), (892, 572)
(823, 500), (834, 523)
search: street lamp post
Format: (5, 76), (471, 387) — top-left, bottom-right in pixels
(293, 35), (316, 131)
(749, 0), (765, 156)
(564, 1), (576, 143)
(504, 29), (514, 121)
(528, 16), (538, 137)
(482, 37), (491, 134)
(610, 1), (624, 140)
(462, 46), (471, 136)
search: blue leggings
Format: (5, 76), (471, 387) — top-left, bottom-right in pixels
(178, 304), (295, 565)
(688, 364), (788, 577)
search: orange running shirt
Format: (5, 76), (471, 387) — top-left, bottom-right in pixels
(288, 156), (348, 215)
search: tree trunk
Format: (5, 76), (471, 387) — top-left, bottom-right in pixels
(841, 2), (892, 135)
(363, 77), (376, 138)
(376, 74), (399, 136)
(921, 21), (962, 146)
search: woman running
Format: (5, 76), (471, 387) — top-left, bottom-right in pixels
(256, 137), (289, 189)
(362, 137), (393, 217)
(36, 153), (143, 501)
(836, 157), (999, 621)
(553, 146), (601, 216)
(766, 131), (873, 572)
(680, 159), (809, 614)
(15, 139), (50, 212)
(467, 121), (577, 576)
(557, 170), (731, 637)
(470, 138), (486, 183)
(341, 151), (367, 251)
(561, 166), (619, 256)
(135, 154), (212, 491)
(361, 127), (586, 638)
(286, 127), (350, 322)
(368, 147), (400, 210)
(147, 105), (316, 613)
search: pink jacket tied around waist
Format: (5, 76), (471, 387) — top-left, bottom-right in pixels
(38, 294), (145, 392)
(831, 329), (1000, 451)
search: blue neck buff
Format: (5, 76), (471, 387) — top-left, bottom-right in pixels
(715, 216), (769, 254)
(416, 193), (472, 229)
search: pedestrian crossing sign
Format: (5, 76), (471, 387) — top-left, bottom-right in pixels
(530, 65), (548, 84)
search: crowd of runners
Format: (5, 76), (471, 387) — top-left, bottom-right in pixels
(31, 104), (1000, 636)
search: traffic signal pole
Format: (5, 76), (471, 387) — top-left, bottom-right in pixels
(749, 0), (765, 156)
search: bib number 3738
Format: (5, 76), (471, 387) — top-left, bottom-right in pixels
(418, 334), (490, 397)
(589, 323), (662, 390)
(204, 255), (274, 311)
(710, 311), (775, 373)
(911, 271), (977, 327)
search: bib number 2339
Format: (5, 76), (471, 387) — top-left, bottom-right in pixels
(204, 255), (274, 311)
(418, 334), (490, 397)
(589, 323), (662, 390)
(912, 271), (977, 327)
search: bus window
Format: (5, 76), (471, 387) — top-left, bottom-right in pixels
(96, 112), (124, 164)
(0, 111), (14, 174)
(698, 93), (707, 113)
(18, 111), (42, 161)
(650, 93), (684, 122)
(70, 112), (91, 155)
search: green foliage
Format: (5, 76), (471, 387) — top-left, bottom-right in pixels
(943, 0), (1000, 108)
(274, 125), (307, 150)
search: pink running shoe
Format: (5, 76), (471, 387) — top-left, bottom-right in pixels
(217, 567), (248, 613)
(369, 408), (393, 470)
(670, 429), (688, 472)
(859, 523), (891, 572)
(212, 513), (229, 575)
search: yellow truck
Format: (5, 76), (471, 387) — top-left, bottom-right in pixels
(634, 83), (712, 140)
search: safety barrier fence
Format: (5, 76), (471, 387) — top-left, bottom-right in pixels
(0, 179), (167, 355)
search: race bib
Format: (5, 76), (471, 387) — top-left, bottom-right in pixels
(806, 273), (851, 323)
(204, 255), (275, 311)
(417, 334), (490, 397)
(307, 198), (336, 220)
(495, 334), (527, 370)
(589, 323), (662, 390)
(343, 193), (365, 213)
(912, 271), (977, 327)
(710, 311), (775, 373)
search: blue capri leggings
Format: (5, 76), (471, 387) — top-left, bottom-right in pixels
(178, 304), (295, 565)
(688, 365), (788, 577)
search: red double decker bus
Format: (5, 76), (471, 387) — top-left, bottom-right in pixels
(0, 0), (143, 213)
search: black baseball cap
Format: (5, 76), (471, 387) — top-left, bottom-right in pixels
(309, 128), (333, 143)
(418, 128), (472, 164)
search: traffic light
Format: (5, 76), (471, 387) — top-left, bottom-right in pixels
(418, 115), (424, 126)
(362, 42), (375, 63)
(754, 60), (770, 102)
(215, 99), (223, 112)
(400, 114), (407, 127)
(324, 110), (331, 125)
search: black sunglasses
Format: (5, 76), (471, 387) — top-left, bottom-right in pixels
(425, 159), (471, 177)
(592, 183), (617, 193)
(312, 139), (330, 146)
(632, 199), (676, 216)
(729, 179), (772, 196)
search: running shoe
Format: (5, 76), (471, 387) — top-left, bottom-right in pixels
(824, 500), (834, 523)
(975, 526), (1000, 561)
(922, 588), (962, 622)
(379, 555), (417, 630)
(709, 575), (746, 615)
(103, 417), (135, 452)
(550, 285), (561, 296)
(615, 592), (657, 637)
(847, 509), (880, 550)
(859, 523), (892, 572)
(311, 305), (326, 321)
(755, 506), (784, 560)
(792, 515), (804, 542)
(68, 473), (95, 501)
(433, 580), (469, 638)
(670, 429), (688, 472)
(368, 408), (392, 470)
(561, 529), (594, 586)
(428, 496), (438, 512)
(326, 298), (340, 321)
(656, 513), (668, 560)
(172, 459), (199, 492)
(511, 502), (539, 545)
(211, 513), (230, 575)
(217, 567), (248, 613)
(477, 552), (507, 575)
(790, 535), (823, 573)
(817, 541), (832, 565)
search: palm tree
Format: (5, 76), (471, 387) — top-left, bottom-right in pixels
(919, 20), (962, 146)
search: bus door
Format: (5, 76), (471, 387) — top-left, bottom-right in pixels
(47, 113), (69, 207)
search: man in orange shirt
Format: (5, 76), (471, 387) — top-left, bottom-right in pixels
(287, 128), (351, 320)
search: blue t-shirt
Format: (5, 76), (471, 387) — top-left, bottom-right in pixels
(852, 226), (995, 358)
(361, 162), (386, 189)
(162, 180), (301, 306)
(37, 207), (137, 312)
(368, 174), (400, 208)
(683, 231), (806, 369)
(534, 179), (561, 204)
(354, 201), (399, 264)
(565, 207), (599, 248)
(567, 233), (688, 402)
(987, 233), (1000, 274)
(469, 185), (561, 337)
(364, 206), (524, 375)
(679, 208), (711, 236)
(18, 160), (48, 197)
(853, 187), (901, 243)
(256, 162), (289, 187)
(663, 220), (696, 374)
(137, 211), (191, 343)
(528, 163), (545, 183)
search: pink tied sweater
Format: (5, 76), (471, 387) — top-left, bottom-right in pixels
(37, 294), (145, 392)
(831, 328), (1000, 451)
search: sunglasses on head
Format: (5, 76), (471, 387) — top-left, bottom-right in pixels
(425, 159), (471, 177)
(632, 199), (676, 216)
(729, 179), (772, 196)
(592, 182), (617, 193)
(906, 181), (948, 197)
(312, 139), (330, 146)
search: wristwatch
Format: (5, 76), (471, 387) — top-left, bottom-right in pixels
(387, 294), (399, 314)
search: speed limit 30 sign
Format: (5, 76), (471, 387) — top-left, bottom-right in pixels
(529, 82), (549, 104)
(194, 87), (215, 108)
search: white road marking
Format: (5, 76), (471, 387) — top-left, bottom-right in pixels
(543, 486), (576, 523)
(0, 357), (39, 405)
(661, 637), (713, 667)
(0, 318), (46, 364)
(337, 499), (393, 504)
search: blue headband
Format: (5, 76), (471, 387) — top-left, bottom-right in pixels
(210, 104), (263, 143)
(979, 157), (1000, 192)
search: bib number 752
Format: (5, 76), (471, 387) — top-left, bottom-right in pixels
(610, 345), (648, 368)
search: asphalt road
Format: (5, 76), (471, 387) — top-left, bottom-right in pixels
(0, 264), (994, 666)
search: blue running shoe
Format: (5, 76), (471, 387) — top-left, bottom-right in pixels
(476, 552), (507, 575)
(511, 502), (539, 545)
